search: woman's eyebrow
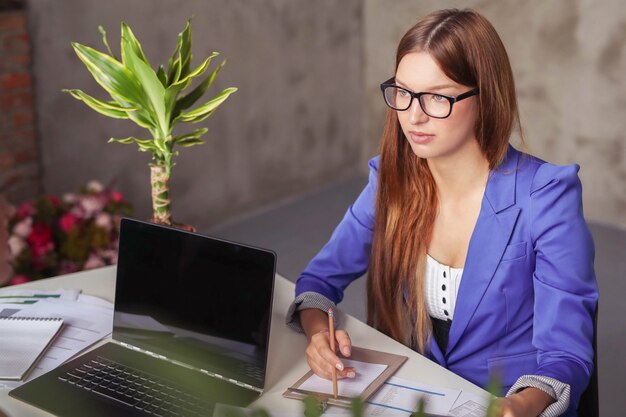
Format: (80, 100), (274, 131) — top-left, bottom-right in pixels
(395, 78), (458, 92)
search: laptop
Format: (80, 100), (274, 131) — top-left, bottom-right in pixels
(10, 217), (277, 417)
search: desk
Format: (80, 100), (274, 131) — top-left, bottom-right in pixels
(0, 266), (489, 416)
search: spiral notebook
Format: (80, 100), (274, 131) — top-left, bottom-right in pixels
(0, 316), (64, 381)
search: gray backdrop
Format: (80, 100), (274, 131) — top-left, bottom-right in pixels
(29, 0), (625, 230)
(29, 0), (363, 230)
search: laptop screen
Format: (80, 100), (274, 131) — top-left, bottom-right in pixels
(112, 218), (276, 390)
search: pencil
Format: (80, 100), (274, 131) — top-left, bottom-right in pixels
(328, 307), (338, 399)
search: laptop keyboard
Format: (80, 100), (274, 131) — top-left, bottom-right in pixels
(58, 356), (213, 416)
(239, 361), (265, 382)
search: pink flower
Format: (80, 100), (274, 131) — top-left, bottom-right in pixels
(95, 212), (112, 230)
(62, 192), (78, 204)
(9, 274), (31, 285)
(16, 202), (35, 219)
(70, 205), (85, 219)
(110, 191), (124, 203)
(60, 260), (81, 274)
(8, 236), (26, 258)
(84, 253), (106, 270)
(13, 217), (33, 238)
(47, 195), (60, 206)
(32, 242), (54, 259)
(97, 248), (118, 264)
(2, 180), (130, 287)
(79, 195), (104, 218)
(86, 180), (104, 193)
(59, 213), (80, 233)
(27, 223), (53, 257)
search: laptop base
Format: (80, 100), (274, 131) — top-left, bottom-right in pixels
(10, 342), (260, 417)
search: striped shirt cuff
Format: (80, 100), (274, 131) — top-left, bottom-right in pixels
(506, 375), (570, 417)
(285, 291), (338, 332)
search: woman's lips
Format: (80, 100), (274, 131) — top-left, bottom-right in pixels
(409, 131), (435, 144)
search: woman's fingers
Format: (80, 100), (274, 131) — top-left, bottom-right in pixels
(306, 331), (356, 380)
(335, 330), (352, 357)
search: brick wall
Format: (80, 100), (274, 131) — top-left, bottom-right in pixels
(0, 6), (40, 206)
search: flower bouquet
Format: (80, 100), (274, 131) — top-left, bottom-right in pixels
(4, 181), (132, 286)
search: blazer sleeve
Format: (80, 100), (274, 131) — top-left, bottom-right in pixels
(294, 157), (379, 304)
(530, 162), (598, 406)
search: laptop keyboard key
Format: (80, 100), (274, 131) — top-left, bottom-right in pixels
(91, 383), (139, 407)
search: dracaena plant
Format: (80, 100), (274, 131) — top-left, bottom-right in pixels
(64, 21), (236, 226)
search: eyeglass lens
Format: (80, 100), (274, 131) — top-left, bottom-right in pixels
(384, 87), (451, 118)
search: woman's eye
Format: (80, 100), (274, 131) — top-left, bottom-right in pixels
(432, 94), (446, 102)
(397, 89), (410, 97)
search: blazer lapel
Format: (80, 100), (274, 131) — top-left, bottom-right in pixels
(446, 146), (521, 355)
(429, 335), (446, 366)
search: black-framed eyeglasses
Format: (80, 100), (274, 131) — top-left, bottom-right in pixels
(380, 77), (479, 119)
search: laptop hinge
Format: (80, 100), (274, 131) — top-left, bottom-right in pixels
(116, 341), (263, 394)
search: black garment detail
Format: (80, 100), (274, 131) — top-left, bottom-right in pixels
(431, 316), (452, 353)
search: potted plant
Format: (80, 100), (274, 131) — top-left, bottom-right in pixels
(64, 21), (236, 228)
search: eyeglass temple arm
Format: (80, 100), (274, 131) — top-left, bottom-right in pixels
(455, 88), (479, 102)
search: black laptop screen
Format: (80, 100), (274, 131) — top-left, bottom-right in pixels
(113, 218), (275, 389)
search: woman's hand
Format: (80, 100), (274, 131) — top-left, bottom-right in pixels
(299, 308), (356, 380)
(495, 388), (555, 417)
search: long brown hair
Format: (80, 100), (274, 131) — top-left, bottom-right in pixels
(367, 9), (522, 353)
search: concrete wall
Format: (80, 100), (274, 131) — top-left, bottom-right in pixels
(363, 0), (626, 228)
(28, 0), (363, 230)
(26, 0), (626, 230)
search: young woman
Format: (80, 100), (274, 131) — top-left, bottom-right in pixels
(286, 8), (598, 417)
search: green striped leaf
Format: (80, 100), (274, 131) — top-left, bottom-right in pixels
(156, 65), (167, 87)
(98, 25), (116, 58)
(63, 89), (133, 119)
(121, 27), (168, 134)
(135, 138), (160, 154)
(174, 59), (225, 113)
(179, 20), (192, 79)
(126, 110), (156, 130)
(108, 136), (140, 145)
(176, 87), (237, 123)
(172, 52), (218, 88)
(168, 53), (183, 86)
(175, 138), (205, 147)
(120, 23), (149, 65)
(172, 128), (208, 147)
(153, 138), (169, 154)
(108, 137), (162, 156)
(71, 42), (145, 107)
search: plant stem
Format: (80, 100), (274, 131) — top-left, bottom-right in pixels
(150, 163), (172, 225)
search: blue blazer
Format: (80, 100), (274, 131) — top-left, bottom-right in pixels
(295, 146), (598, 415)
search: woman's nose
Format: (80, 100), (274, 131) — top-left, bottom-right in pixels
(408, 99), (429, 124)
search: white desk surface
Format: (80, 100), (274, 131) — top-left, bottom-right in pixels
(0, 266), (488, 416)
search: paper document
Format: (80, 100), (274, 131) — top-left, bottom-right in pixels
(449, 390), (491, 417)
(366, 376), (461, 416)
(322, 376), (461, 416)
(0, 294), (113, 389)
(299, 359), (388, 397)
(0, 288), (80, 307)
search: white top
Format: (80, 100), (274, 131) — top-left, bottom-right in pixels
(425, 254), (464, 321)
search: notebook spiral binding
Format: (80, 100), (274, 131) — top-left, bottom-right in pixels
(0, 316), (63, 321)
